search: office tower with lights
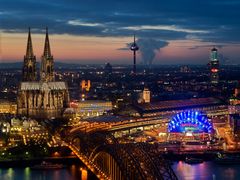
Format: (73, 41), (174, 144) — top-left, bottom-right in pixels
(209, 47), (219, 84)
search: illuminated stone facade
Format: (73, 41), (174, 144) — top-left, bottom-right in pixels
(0, 100), (17, 114)
(142, 87), (151, 103)
(17, 28), (69, 118)
(70, 100), (112, 118)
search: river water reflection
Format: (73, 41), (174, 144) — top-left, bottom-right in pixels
(1, 161), (240, 180)
(0, 164), (84, 180)
(172, 161), (240, 180)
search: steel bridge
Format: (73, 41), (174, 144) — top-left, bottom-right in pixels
(61, 108), (229, 179)
(63, 131), (178, 180)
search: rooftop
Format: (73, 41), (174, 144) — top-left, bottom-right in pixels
(20, 81), (67, 91)
(135, 97), (225, 112)
(86, 115), (132, 123)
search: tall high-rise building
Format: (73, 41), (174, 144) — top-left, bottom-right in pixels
(17, 28), (69, 119)
(40, 27), (54, 82)
(209, 47), (219, 84)
(22, 28), (37, 81)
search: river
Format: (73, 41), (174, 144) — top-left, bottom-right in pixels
(0, 164), (87, 180)
(172, 161), (240, 180)
(1, 162), (240, 180)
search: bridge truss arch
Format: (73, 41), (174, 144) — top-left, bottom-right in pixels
(68, 132), (178, 180)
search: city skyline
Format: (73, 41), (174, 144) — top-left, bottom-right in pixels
(1, 0), (240, 64)
(2, 1), (240, 179)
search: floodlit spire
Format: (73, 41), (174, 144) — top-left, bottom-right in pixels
(41, 27), (54, 82)
(26, 27), (34, 57)
(23, 28), (37, 81)
(43, 27), (51, 58)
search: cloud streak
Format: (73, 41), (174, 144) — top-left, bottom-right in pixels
(1, 0), (240, 44)
(121, 25), (209, 34)
(1, 0), (240, 63)
(67, 20), (104, 27)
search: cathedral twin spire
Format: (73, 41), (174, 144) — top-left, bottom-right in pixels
(43, 27), (52, 59)
(26, 28), (34, 58)
(23, 27), (54, 82)
(23, 28), (37, 81)
(41, 27), (54, 82)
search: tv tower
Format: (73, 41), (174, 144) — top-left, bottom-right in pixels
(130, 35), (139, 74)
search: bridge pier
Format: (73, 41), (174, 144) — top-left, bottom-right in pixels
(81, 168), (88, 180)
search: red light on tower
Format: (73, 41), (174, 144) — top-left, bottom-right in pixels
(209, 47), (219, 83)
(211, 68), (218, 73)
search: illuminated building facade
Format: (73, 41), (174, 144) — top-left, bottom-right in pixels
(22, 28), (37, 81)
(70, 100), (112, 118)
(40, 28), (55, 82)
(80, 80), (91, 101)
(209, 47), (220, 84)
(138, 87), (151, 104)
(81, 80), (91, 92)
(168, 111), (213, 134)
(17, 28), (69, 118)
(229, 86), (240, 106)
(168, 111), (213, 141)
(0, 100), (17, 114)
(228, 86), (240, 116)
(142, 87), (151, 103)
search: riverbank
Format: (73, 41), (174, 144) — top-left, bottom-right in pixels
(0, 156), (98, 180)
(0, 156), (80, 168)
(163, 151), (240, 161)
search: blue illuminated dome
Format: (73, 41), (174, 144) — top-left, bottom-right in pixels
(168, 111), (213, 133)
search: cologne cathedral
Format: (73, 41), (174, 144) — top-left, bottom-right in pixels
(17, 28), (69, 119)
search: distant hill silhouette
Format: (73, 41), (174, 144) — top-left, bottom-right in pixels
(0, 62), (82, 69)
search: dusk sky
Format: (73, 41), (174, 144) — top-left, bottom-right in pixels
(1, 0), (240, 64)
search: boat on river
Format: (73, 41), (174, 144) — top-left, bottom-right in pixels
(31, 161), (65, 170)
(215, 153), (240, 164)
(185, 157), (203, 164)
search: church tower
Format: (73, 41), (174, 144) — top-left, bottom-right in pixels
(40, 27), (54, 82)
(142, 87), (151, 103)
(18, 28), (69, 119)
(22, 28), (37, 81)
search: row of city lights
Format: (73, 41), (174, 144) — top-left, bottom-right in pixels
(67, 144), (110, 180)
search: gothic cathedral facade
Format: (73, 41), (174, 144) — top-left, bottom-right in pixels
(17, 28), (69, 119)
